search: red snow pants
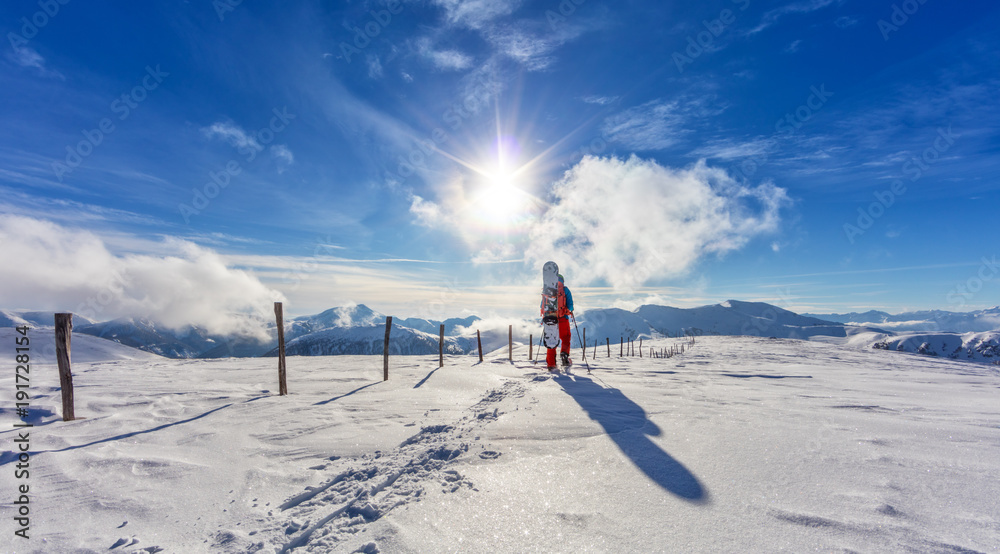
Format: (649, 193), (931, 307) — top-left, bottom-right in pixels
(546, 317), (571, 367)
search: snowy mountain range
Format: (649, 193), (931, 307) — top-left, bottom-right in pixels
(576, 300), (880, 342)
(3, 302), (998, 365)
(26, 305), (484, 359)
(803, 306), (1000, 333)
(265, 325), (468, 357)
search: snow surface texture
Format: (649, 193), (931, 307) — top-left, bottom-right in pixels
(2, 336), (998, 553)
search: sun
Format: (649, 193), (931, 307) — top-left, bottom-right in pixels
(473, 168), (529, 228)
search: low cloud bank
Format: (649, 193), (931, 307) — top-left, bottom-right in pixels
(0, 215), (284, 337)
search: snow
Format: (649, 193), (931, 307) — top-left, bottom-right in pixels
(2, 335), (999, 553)
(0, 327), (163, 365)
(869, 331), (1000, 364)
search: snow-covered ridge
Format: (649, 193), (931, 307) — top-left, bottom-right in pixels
(4, 302), (998, 365)
(804, 306), (1000, 333)
(576, 300), (877, 342)
(0, 327), (162, 364)
(263, 324), (467, 357)
(869, 331), (1000, 364)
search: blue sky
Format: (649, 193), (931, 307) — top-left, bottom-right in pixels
(1, 0), (998, 326)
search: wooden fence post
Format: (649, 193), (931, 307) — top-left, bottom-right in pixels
(439, 324), (445, 368)
(581, 328), (587, 361)
(508, 325), (513, 361)
(607, 338), (610, 358)
(274, 302), (288, 396)
(529, 334), (533, 362)
(620, 337), (623, 357)
(383, 316), (392, 381)
(639, 338), (643, 358)
(54, 313), (74, 421)
(477, 329), (483, 363)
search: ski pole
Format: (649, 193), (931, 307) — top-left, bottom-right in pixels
(570, 313), (591, 374)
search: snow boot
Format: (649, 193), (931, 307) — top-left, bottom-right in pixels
(560, 352), (572, 367)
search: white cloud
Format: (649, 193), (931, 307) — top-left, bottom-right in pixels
(7, 46), (64, 79)
(431, 50), (474, 71)
(484, 26), (558, 70)
(0, 215), (284, 337)
(10, 47), (45, 69)
(367, 54), (384, 79)
(202, 121), (260, 151)
(431, 0), (523, 30)
(748, 0), (839, 35)
(527, 156), (790, 290)
(270, 144), (294, 165)
(409, 194), (447, 227)
(428, 0), (590, 71)
(602, 100), (691, 151)
(581, 95), (619, 106)
(415, 37), (474, 71)
(834, 16), (859, 28)
(690, 137), (778, 160)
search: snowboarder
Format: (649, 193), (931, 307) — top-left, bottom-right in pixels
(540, 266), (574, 371)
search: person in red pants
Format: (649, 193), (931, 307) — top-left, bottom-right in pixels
(545, 273), (574, 370)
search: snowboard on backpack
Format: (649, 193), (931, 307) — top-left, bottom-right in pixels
(541, 261), (561, 349)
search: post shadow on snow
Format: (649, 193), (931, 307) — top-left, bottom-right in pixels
(554, 374), (708, 503)
(413, 366), (441, 389)
(0, 396), (269, 466)
(313, 381), (380, 406)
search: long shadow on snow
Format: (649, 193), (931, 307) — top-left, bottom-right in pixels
(314, 381), (380, 405)
(555, 374), (708, 503)
(0, 396), (269, 466)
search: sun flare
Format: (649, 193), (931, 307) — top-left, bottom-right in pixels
(473, 173), (528, 228)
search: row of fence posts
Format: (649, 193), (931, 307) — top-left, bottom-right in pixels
(527, 329), (696, 364)
(46, 305), (695, 420)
